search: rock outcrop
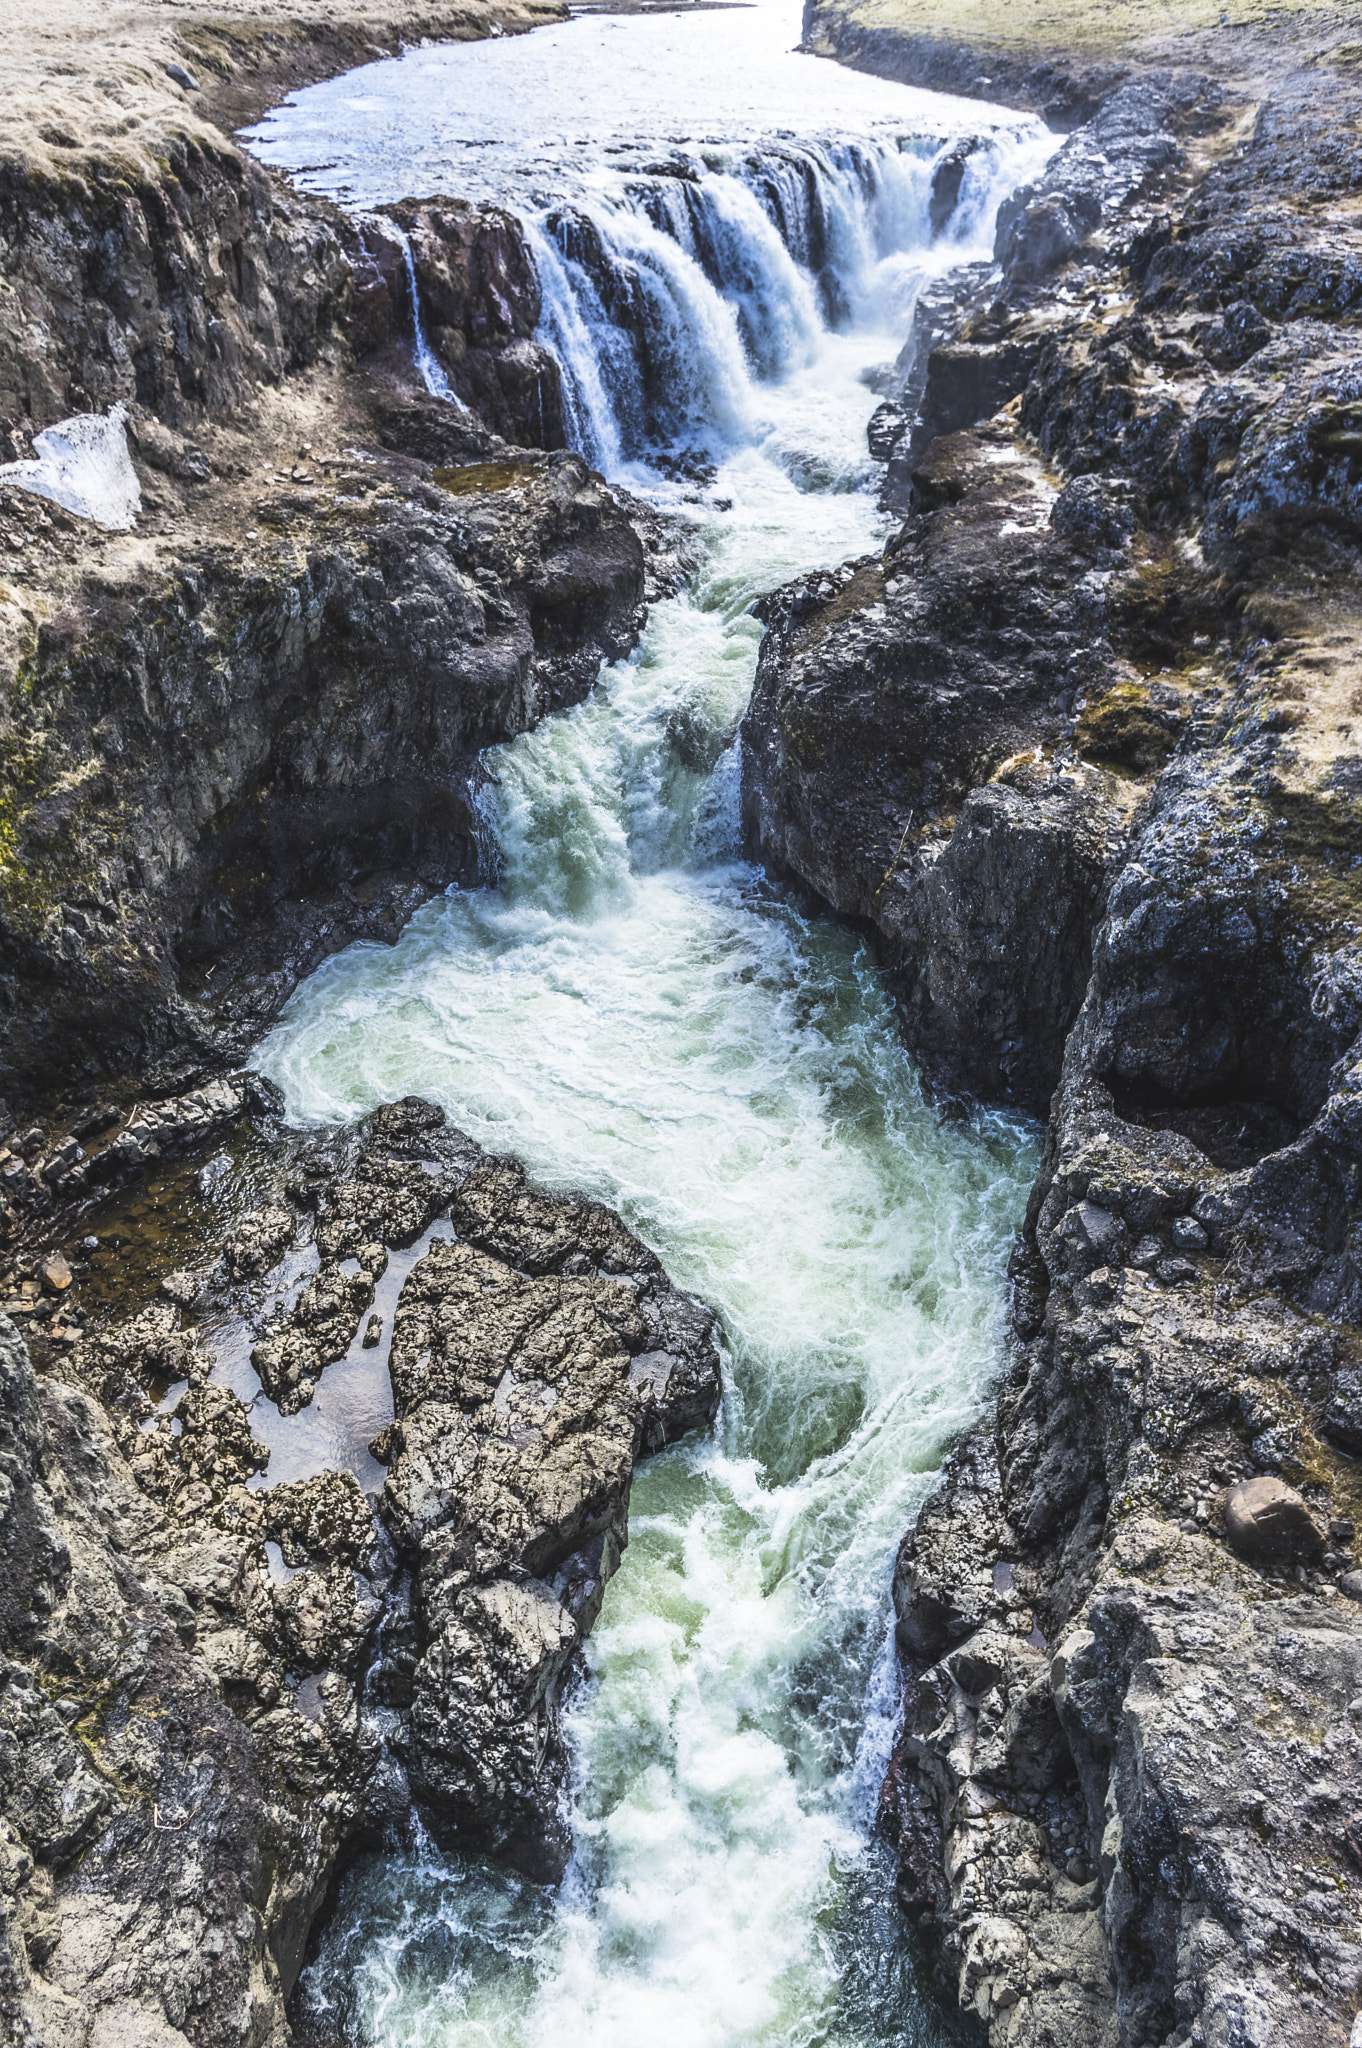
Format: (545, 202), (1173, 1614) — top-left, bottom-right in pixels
(748, 15), (1362, 2046)
(0, 433), (644, 1105)
(374, 199), (567, 448)
(0, 1094), (721, 2042)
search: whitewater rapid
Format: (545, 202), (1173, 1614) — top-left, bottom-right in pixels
(245, 11), (1050, 2043)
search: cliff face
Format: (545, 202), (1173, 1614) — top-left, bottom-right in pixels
(0, 139), (349, 447)
(745, 17), (1362, 2046)
(0, 19), (713, 2039)
(0, 435), (643, 1109)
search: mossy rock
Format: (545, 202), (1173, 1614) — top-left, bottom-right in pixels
(433, 460), (546, 497)
(1077, 682), (1183, 773)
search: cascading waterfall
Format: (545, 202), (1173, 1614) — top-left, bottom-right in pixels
(243, 13), (1055, 2043)
(528, 132), (1025, 470)
(356, 212), (473, 406)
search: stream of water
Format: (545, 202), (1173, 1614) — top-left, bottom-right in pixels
(245, 14), (1049, 2043)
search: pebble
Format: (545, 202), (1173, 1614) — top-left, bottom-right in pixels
(39, 1253), (72, 1294)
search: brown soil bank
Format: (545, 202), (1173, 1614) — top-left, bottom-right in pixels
(740, 1), (1362, 2043)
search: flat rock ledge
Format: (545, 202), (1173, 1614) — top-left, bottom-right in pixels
(0, 1094), (721, 2045)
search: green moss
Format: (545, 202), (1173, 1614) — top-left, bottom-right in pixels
(0, 733), (49, 929)
(1077, 681), (1183, 773)
(1272, 786), (1362, 861)
(784, 716), (829, 768)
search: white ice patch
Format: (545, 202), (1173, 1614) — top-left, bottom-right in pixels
(0, 404), (141, 530)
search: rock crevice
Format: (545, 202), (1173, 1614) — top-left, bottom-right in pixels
(0, 1094), (722, 2041)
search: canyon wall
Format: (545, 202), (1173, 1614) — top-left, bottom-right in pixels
(0, 11), (712, 2045)
(0, 9), (666, 1119)
(745, 14), (1362, 2045)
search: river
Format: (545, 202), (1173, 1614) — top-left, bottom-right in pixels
(242, 13), (1049, 2043)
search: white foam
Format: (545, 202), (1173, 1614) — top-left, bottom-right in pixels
(0, 403), (141, 531)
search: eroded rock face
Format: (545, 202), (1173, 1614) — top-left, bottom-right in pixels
(0, 19), (678, 1123)
(0, 439), (644, 1105)
(0, 1094), (721, 2040)
(375, 199), (567, 449)
(742, 419), (1136, 1114)
(0, 1312), (376, 2048)
(0, 90), (561, 463)
(0, 139), (351, 445)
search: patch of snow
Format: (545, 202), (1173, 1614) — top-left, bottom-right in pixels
(0, 404), (141, 530)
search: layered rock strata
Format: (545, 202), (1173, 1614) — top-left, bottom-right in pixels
(747, 19), (1362, 2047)
(0, 429), (644, 1104)
(0, 1093), (721, 2043)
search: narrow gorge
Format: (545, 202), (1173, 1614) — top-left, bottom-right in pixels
(1, 3), (1361, 2047)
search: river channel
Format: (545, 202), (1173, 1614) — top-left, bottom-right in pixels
(244, 13), (1049, 2042)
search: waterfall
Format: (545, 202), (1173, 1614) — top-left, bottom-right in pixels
(244, 21), (1058, 2042)
(517, 131), (1036, 475)
(381, 223), (471, 410)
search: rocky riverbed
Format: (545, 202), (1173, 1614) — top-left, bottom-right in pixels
(744, 2), (1362, 2042)
(0, 1090), (720, 2040)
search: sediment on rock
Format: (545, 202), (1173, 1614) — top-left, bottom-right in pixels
(0, 1093), (722, 2040)
(747, 14), (1362, 2044)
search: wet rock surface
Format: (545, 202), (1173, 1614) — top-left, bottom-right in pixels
(374, 198), (567, 448)
(745, 14), (1362, 2048)
(0, 1092), (721, 2040)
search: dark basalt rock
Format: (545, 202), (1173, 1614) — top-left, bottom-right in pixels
(0, 137), (350, 443)
(866, 74), (1221, 499)
(0, 442), (645, 1115)
(742, 415), (1132, 1114)
(375, 199), (567, 450)
(1223, 1475), (1323, 1565)
(0, 1094), (722, 2034)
